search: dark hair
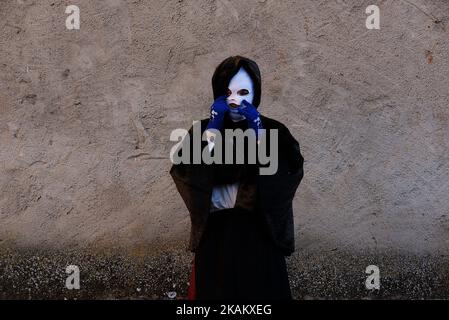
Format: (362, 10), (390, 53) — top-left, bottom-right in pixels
(212, 56), (262, 108)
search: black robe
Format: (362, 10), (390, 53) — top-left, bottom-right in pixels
(170, 115), (304, 299)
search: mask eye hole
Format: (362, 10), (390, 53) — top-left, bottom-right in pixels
(238, 89), (249, 96)
(226, 89), (232, 97)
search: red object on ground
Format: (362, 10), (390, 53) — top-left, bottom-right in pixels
(187, 257), (196, 300)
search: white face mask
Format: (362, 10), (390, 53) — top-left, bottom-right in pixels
(226, 67), (254, 121)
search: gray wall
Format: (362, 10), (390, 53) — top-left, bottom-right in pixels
(1, 0), (448, 299)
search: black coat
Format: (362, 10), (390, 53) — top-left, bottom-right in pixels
(170, 115), (304, 256)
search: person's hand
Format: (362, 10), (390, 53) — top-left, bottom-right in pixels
(239, 100), (263, 139)
(206, 95), (229, 131)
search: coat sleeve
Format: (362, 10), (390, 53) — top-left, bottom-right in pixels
(257, 122), (304, 255)
(279, 122), (304, 199)
(169, 122), (214, 252)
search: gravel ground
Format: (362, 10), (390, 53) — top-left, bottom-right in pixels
(1, 245), (448, 299)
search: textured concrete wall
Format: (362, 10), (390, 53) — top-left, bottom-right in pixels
(1, 0), (448, 299)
